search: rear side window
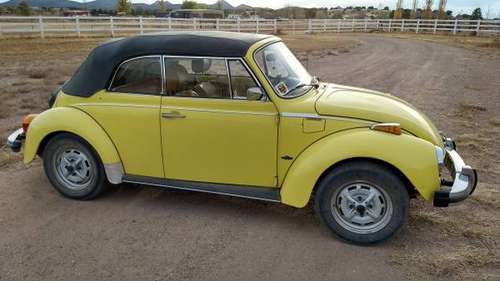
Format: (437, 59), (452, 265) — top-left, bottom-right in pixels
(109, 56), (162, 95)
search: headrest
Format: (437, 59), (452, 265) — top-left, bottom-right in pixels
(192, 58), (212, 73)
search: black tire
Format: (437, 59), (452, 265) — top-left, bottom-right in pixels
(314, 161), (409, 244)
(42, 133), (107, 200)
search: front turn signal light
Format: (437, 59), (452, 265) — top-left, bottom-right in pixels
(22, 114), (38, 134)
(370, 123), (402, 135)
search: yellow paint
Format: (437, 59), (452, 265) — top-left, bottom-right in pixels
(22, 35), (444, 208)
(57, 90), (164, 178)
(279, 128), (440, 208)
(161, 96), (278, 187)
(24, 105), (121, 166)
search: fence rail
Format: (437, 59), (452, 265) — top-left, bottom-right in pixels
(0, 16), (499, 38)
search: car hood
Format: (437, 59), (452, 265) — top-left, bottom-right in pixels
(315, 84), (443, 146)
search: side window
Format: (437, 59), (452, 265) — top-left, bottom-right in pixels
(228, 60), (260, 100)
(109, 56), (162, 95)
(164, 57), (230, 99)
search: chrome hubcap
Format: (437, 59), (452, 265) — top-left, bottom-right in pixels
(332, 182), (393, 234)
(54, 149), (93, 191)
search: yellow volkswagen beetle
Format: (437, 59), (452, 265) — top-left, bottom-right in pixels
(7, 32), (477, 244)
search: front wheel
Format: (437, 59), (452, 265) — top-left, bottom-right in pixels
(314, 161), (409, 244)
(43, 133), (107, 200)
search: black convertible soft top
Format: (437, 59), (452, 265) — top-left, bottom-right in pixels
(62, 31), (273, 97)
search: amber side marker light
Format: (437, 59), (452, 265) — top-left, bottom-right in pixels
(22, 114), (38, 134)
(370, 123), (402, 135)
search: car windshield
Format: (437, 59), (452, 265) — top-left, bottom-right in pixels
(255, 42), (314, 98)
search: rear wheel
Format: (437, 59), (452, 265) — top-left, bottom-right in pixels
(43, 133), (106, 200)
(314, 161), (409, 244)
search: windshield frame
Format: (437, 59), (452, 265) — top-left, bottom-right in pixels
(252, 41), (315, 100)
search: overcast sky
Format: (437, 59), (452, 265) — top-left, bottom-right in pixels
(171, 0), (499, 15)
(1, 0), (499, 15)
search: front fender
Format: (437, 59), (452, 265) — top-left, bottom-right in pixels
(24, 107), (123, 183)
(280, 128), (440, 208)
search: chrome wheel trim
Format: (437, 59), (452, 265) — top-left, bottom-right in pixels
(53, 148), (94, 191)
(331, 181), (393, 235)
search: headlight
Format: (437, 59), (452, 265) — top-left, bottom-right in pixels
(435, 146), (445, 167)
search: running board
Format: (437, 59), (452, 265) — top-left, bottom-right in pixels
(122, 175), (281, 203)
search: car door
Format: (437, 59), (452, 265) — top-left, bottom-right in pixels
(75, 56), (164, 178)
(161, 56), (278, 187)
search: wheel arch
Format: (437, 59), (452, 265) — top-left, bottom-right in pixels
(279, 128), (440, 208)
(24, 107), (124, 184)
(312, 157), (417, 199)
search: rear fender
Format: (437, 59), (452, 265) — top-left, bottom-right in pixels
(24, 107), (123, 184)
(280, 128), (440, 208)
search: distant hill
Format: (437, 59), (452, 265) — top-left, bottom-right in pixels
(0, 0), (83, 9)
(0, 0), (182, 10)
(235, 4), (253, 10)
(207, 0), (234, 10)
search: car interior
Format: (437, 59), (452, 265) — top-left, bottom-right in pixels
(165, 58), (231, 99)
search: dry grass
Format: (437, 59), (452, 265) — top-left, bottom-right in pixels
(389, 33), (500, 54)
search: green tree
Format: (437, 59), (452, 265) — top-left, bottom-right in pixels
(17, 0), (31, 16)
(158, 0), (165, 12)
(116, 0), (131, 15)
(471, 8), (482, 20)
(181, 1), (197, 9)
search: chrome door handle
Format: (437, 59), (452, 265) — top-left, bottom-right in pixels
(162, 111), (186, 119)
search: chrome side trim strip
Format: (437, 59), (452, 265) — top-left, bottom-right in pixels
(104, 162), (124, 184)
(73, 103), (160, 109)
(281, 112), (321, 118)
(163, 106), (277, 116)
(280, 112), (375, 124)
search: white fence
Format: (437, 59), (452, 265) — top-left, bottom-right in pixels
(0, 16), (499, 38)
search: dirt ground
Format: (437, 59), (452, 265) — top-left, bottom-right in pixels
(0, 34), (499, 281)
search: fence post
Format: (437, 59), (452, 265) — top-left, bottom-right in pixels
(256, 18), (259, 33)
(416, 19), (420, 33)
(352, 18), (354, 31)
(274, 19), (277, 34)
(38, 16), (45, 39)
(110, 17), (114, 37)
(308, 19), (312, 32)
(139, 17), (143, 34)
(400, 19), (404, 32)
(453, 19), (458, 35)
(237, 18), (240, 32)
(168, 17), (172, 30)
(323, 19), (327, 32)
(388, 19), (392, 32)
(433, 19), (438, 34)
(193, 18), (197, 30)
(376, 19), (379, 31)
(476, 20), (481, 36)
(75, 16), (80, 38)
(364, 18), (368, 32)
(337, 19), (341, 33)
(292, 19), (295, 35)
(216, 18), (219, 30)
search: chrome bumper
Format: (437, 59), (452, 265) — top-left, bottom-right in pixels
(434, 141), (478, 207)
(6, 128), (24, 153)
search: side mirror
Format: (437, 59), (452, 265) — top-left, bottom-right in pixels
(247, 87), (264, 101)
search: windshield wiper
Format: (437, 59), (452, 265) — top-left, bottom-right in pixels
(285, 77), (320, 96)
